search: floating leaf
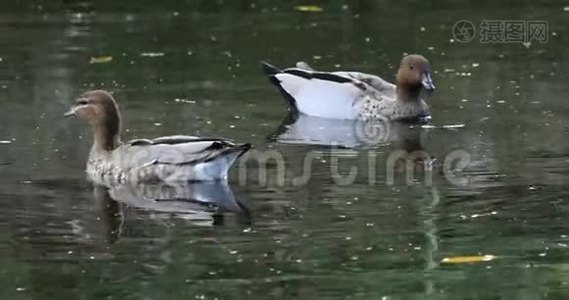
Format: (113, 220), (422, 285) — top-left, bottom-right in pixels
(441, 255), (497, 264)
(294, 5), (323, 12)
(90, 56), (113, 64)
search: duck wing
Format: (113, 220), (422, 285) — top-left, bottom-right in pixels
(294, 62), (395, 96)
(262, 62), (386, 119)
(127, 135), (200, 146)
(333, 71), (395, 98)
(294, 62), (395, 97)
(118, 136), (250, 169)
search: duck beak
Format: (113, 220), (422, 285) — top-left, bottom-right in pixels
(64, 106), (77, 118)
(421, 72), (435, 94)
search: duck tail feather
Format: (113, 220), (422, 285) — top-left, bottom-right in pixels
(260, 62), (299, 115)
(234, 143), (252, 158)
(260, 61), (280, 76)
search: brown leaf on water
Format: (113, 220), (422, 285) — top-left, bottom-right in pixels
(90, 56), (113, 64)
(294, 5), (323, 12)
(441, 255), (497, 264)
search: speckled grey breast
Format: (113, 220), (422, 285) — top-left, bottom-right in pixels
(356, 95), (430, 121)
(87, 158), (197, 185)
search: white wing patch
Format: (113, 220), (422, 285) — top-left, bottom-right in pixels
(275, 73), (361, 119)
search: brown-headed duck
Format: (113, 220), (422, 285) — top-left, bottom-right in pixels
(64, 90), (250, 184)
(261, 54), (435, 121)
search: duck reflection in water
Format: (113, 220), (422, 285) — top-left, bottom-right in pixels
(94, 181), (251, 242)
(270, 113), (428, 151)
(269, 113), (434, 182)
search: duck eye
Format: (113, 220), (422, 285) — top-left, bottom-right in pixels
(77, 99), (89, 105)
(409, 64), (414, 70)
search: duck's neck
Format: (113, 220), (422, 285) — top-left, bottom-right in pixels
(396, 85), (421, 103)
(91, 115), (121, 152)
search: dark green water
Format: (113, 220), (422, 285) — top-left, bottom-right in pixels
(1, 1), (569, 299)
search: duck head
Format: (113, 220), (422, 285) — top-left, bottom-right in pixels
(395, 54), (435, 101)
(65, 90), (121, 151)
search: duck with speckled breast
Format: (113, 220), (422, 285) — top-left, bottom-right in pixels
(64, 90), (251, 185)
(261, 54), (435, 121)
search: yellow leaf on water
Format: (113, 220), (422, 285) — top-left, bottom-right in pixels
(294, 5), (323, 12)
(90, 56), (113, 64)
(441, 255), (497, 264)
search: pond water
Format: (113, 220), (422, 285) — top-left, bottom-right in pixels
(1, 1), (569, 299)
